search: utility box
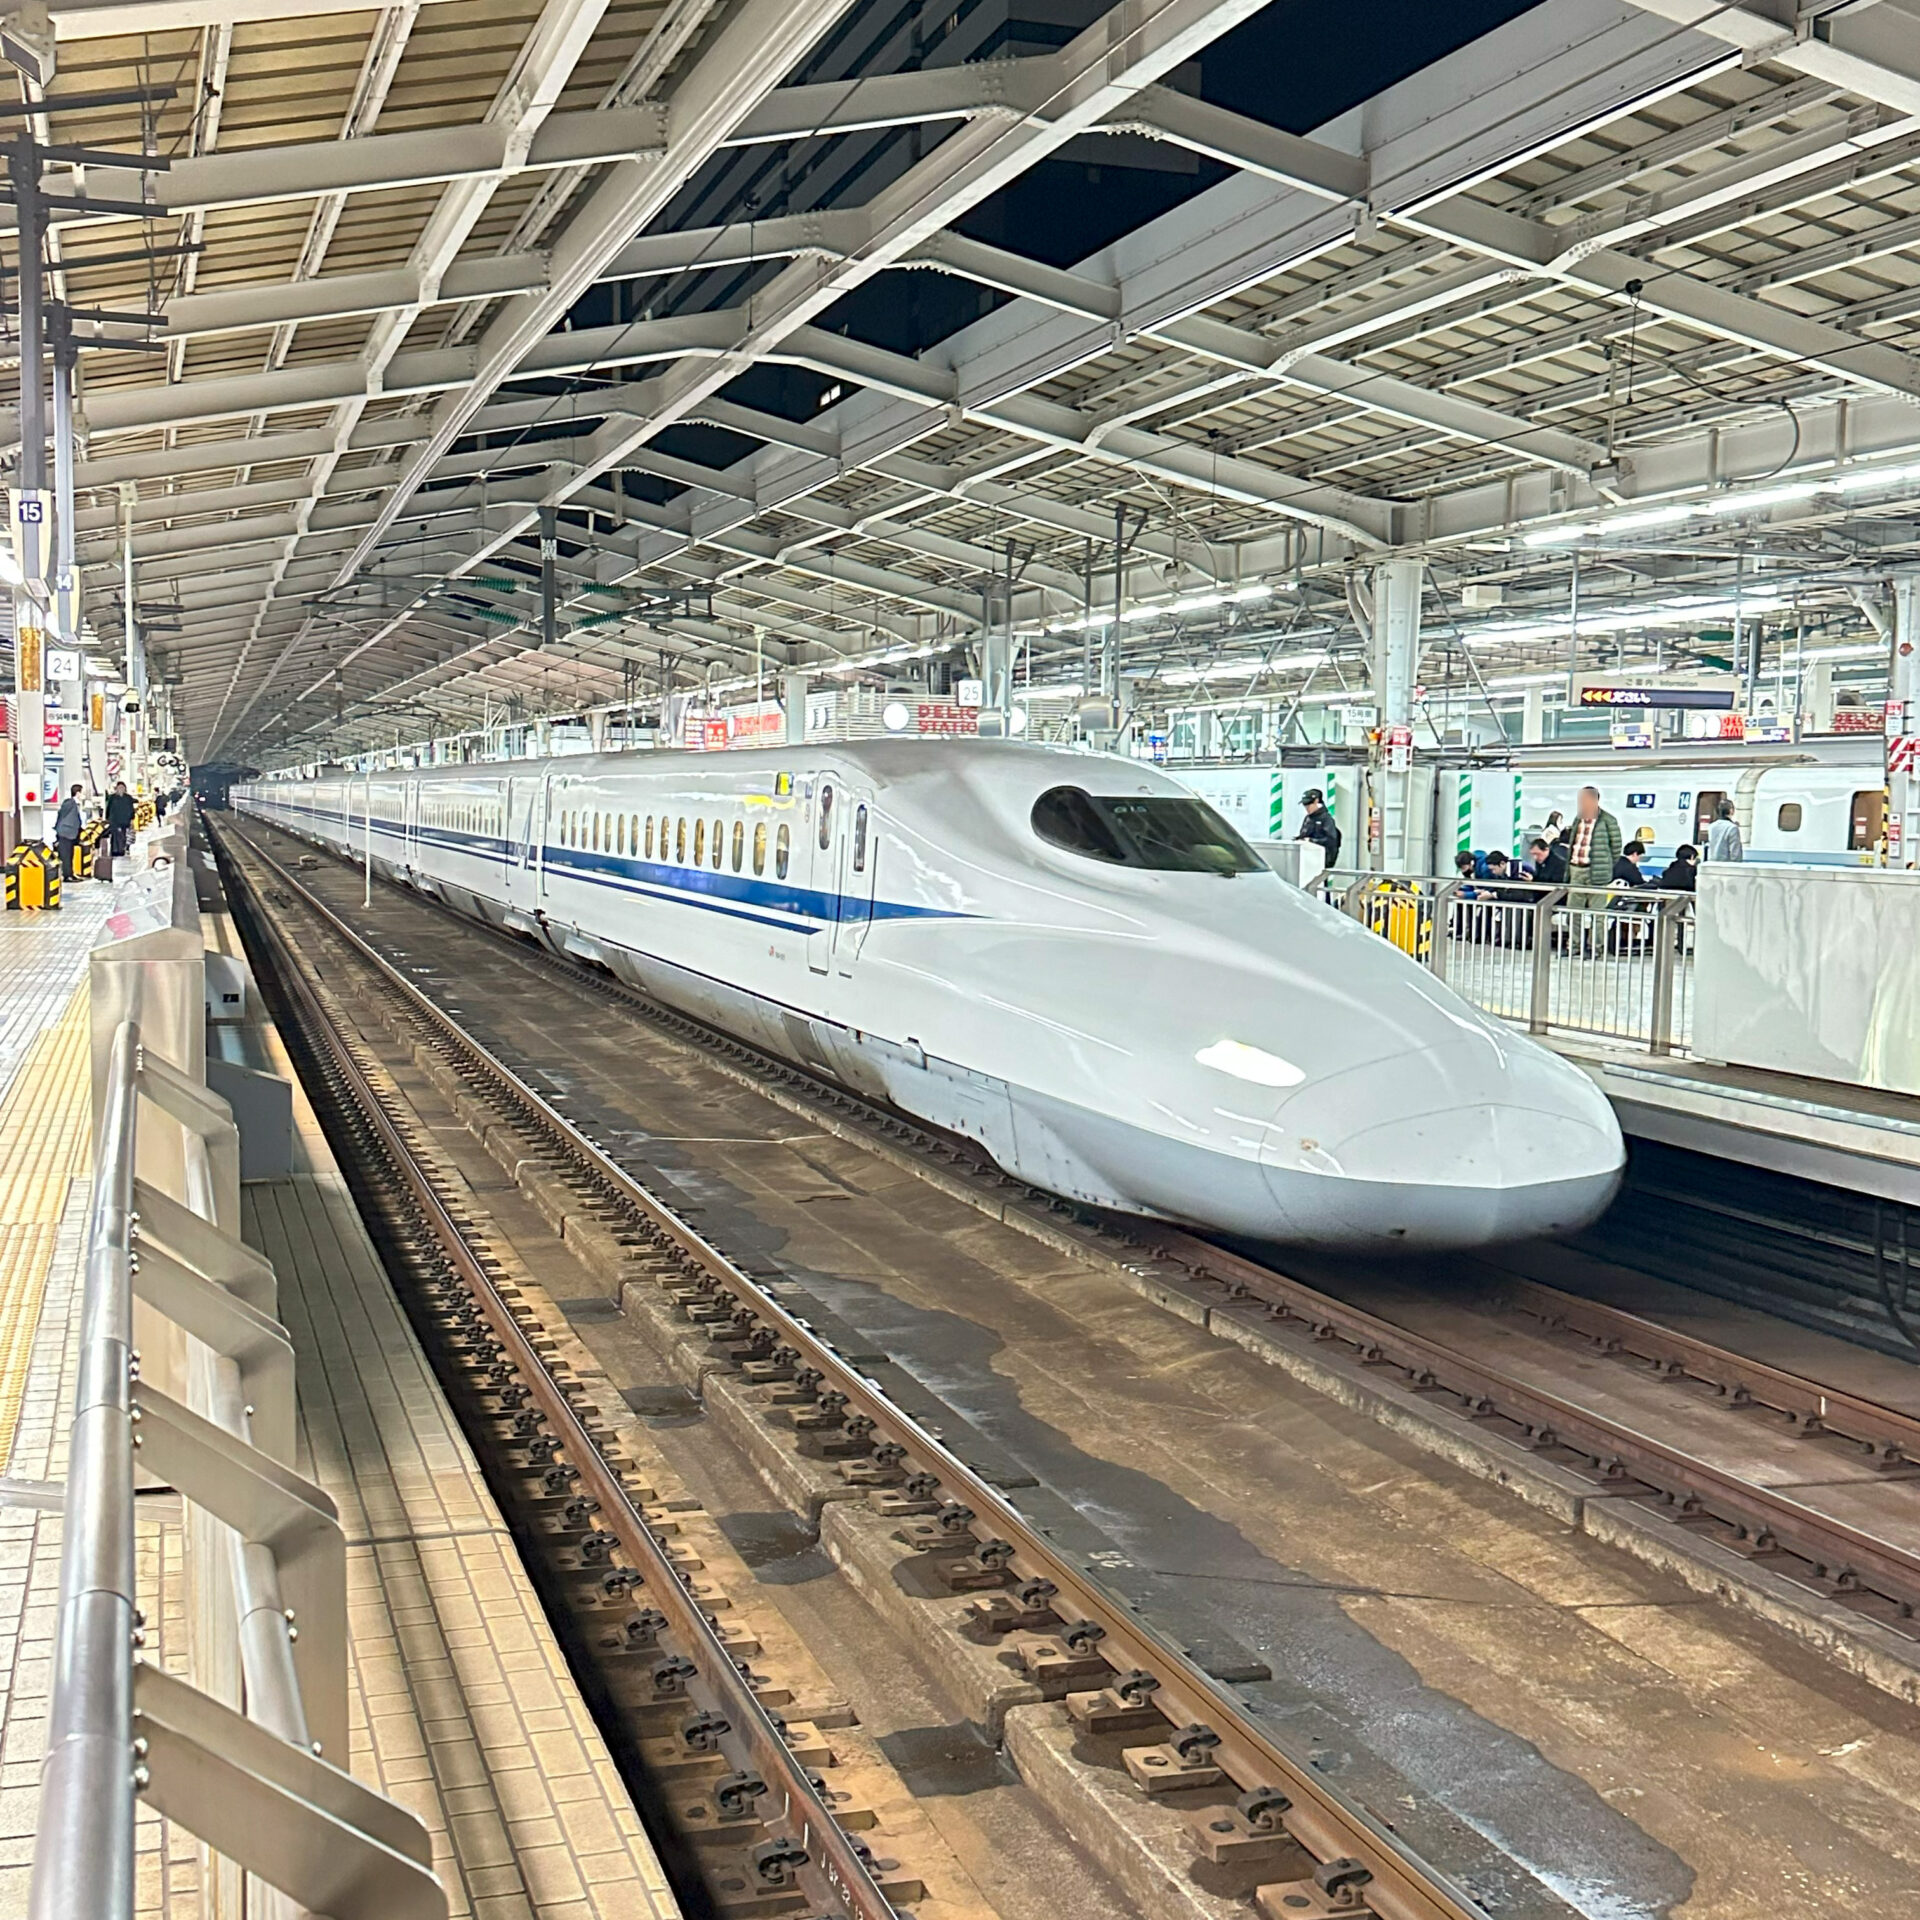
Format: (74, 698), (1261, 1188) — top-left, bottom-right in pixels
(204, 1056), (293, 1181)
(205, 950), (247, 1023)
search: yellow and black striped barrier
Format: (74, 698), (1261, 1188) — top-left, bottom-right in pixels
(4, 843), (62, 911)
(1360, 878), (1432, 959)
(133, 797), (157, 833)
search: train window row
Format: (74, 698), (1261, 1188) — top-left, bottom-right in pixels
(424, 796), (501, 838)
(558, 808), (792, 880)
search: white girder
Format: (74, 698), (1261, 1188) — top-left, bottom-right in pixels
(1624, 0), (1920, 119)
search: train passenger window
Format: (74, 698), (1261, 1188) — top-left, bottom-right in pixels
(617, 815), (626, 855)
(731, 821), (744, 872)
(776, 823), (791, 880)
(676, 817), (687, 862)
(818, 783), (834, 849)
(630, 814), (639, 856)
(853, 804), (868, 873)
(711, 819), (723, 870)
(595, 813), (604, 852)
(752, 821), (767, 876)
(1776, 803), (1803, 833)
(694, 819), (706, 866)
(645, 816), (655, 859)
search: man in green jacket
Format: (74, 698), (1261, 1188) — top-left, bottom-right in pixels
(1563, 786), (1622, 899)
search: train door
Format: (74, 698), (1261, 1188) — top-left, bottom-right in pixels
(534, 776), (553, 899)
(832, 786), (878, 977)
(806, 771), (844, 975)
(1693, 788), (1726, 848)
(505, 778), (538, 913)
(1852, 788), (1887, 858)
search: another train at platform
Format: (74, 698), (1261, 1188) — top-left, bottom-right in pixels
(234, 741), (1623, 1250)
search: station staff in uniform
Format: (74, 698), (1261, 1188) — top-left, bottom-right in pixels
(1297, 788), (1342, 869)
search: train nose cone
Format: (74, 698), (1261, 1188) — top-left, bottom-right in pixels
(1257, 1030), (1623, 1249)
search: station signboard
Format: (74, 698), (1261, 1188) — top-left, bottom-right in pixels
(1577, 680), (1736, 710)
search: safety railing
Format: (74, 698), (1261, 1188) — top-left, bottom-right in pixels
(31, 823), (444, 1917)
(1330, 872), (1695, 1056)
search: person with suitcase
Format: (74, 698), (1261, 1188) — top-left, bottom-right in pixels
(103, 782), (136, 875)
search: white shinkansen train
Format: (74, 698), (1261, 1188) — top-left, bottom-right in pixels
(234, 742), (1623, 1249)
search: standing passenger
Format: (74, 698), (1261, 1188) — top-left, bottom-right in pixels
(54, 785), (83, 878)
(1563, 787), (1622, 895)
(1705, 799), (1743, 863)
(104, 781), (136, 858)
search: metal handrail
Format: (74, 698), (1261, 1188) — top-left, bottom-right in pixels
(29, 1018), (140, 1920)
(31, 971), (444, 1913)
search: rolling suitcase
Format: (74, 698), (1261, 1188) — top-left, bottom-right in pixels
(92, 844), (113, 882)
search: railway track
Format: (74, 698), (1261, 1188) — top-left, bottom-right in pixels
(1574, 1147), (1920, 1359)
(219, 816), (1920, 1665)
(215, 819), (1495, 1920)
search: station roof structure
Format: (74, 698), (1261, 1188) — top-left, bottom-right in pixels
(10, 0), (1920, 760)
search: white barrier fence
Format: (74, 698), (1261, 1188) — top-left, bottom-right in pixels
(1333, 873), (1695, 1056)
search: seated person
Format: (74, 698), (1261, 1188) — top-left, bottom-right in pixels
(1528, 835), (1569, 885)
(1612, 842), (1650, 889)
(1661, 843), (1698, 891)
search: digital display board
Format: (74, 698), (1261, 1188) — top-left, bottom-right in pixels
(1578, 685), (1735, 710)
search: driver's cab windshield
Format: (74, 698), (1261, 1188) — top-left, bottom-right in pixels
(1032, 787), (1264, 875)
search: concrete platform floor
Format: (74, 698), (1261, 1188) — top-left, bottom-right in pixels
(264, 829), (1920, 1920)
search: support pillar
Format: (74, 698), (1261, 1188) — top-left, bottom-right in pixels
(1803, 658), (1834, 736)
(1891, 571), (1920, 868)
(1521, 685), (1545, 747)
(783, 671), (808, 745)
(1370, 558), (1421, 871)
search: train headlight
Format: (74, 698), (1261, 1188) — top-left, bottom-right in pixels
(1195, 1039), (1304, 1088)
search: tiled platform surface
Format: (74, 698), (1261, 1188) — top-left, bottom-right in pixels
(0, 895), (678, 1918)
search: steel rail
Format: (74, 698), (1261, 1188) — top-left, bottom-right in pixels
(1477, 1263), (1920, 1470)
(1150, 1229), (1920, 1621)
(224, 839), (899, 1920)
(216, 819), (1492, 1920)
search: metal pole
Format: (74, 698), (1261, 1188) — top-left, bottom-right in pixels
(51, 313), (75, 642)
(539, 504), (557, 654)
(1564, 550), (1580, 709)
(363, 766), (372, 908)
(29, 1021), (139, 1920)
(12, 135), (46, 494)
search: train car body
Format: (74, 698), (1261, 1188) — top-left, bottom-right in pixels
(1444, 750), (1888, 873)
(236, 741), (1622, 1250)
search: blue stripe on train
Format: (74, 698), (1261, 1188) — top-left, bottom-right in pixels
(250, 798), (971, 931)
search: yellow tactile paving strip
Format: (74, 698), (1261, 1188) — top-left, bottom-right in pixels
(0, 984), (93, 1471)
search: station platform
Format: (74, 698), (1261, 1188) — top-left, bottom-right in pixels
(1548, 1034), (1920, 1206)
(0, 879), (678, 1917)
